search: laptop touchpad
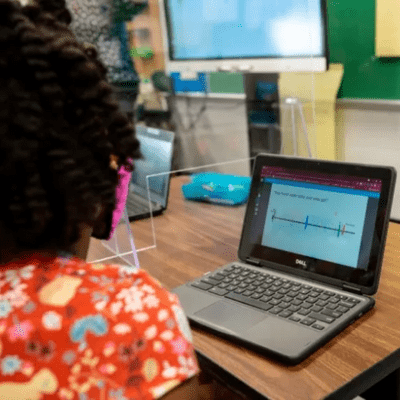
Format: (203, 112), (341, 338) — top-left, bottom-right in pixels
(194, 300), (268, 333)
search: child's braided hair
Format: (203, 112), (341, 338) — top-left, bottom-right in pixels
(0, 0), (141, 249)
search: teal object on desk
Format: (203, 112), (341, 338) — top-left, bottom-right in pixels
(182, 173), (251, 206)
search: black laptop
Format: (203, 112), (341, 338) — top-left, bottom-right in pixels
(173, 154), (396, 365)
(126, 126), (175, 221)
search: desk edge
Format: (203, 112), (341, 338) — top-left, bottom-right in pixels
(325, 347), (400, 400)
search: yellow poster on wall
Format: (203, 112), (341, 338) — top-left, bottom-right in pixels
(376, 0), (400, 56)
(278, 64), (344, 160)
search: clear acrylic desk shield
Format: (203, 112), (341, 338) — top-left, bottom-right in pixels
(84, 62), (323, 268)
(86, 157), (254, 270)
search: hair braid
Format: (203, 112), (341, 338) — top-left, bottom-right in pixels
(0, 0), (141, 249)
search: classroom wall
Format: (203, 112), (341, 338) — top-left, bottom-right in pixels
(339, 104), (400, 220)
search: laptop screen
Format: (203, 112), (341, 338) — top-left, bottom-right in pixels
(258, 167), (381, 269)
(130, 127), (174, 206)
(239, 155), (396, 293)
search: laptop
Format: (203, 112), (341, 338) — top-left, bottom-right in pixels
(173, 154), (397, 365)
(126, 126), (175, 221)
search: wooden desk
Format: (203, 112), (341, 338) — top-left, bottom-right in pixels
(88, 176), (400, 400)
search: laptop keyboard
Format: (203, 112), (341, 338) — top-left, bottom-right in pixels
(191, 264), (361, 331)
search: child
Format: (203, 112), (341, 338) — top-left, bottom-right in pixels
(0, 0), (200, 398)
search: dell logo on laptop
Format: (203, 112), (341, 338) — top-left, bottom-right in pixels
(296, 259), (307, 267)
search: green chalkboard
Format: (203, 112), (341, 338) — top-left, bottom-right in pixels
(328, 0), (400, 100)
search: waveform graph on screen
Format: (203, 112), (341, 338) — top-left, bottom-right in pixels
(262, 183), (368, 267)
(264, 206), (363, 267)
(270, 209), (356, 239)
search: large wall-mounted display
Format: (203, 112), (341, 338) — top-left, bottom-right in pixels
(160, 0), (329, 75)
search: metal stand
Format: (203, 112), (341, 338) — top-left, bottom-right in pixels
(281, 97), (313, 158)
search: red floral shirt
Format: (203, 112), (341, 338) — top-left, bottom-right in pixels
(0, 254), (199, 399)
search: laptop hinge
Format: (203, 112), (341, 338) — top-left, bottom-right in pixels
(342, 284), (362, 295)
(246, 257), (261, 266)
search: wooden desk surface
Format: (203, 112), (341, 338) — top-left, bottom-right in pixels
(88, 176), (400, 400)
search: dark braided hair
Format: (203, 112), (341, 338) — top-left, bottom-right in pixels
(0, 0), (141, 250)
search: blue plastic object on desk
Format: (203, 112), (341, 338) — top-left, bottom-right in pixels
(182, 172), (251, 206)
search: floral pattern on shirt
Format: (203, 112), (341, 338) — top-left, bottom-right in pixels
(0, 256), (199, 399)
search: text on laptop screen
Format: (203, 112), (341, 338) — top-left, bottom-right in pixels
(254, 166), (382, 269)
(131, 134), (173, 201)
